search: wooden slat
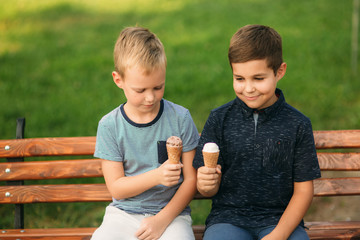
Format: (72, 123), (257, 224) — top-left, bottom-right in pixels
(0, 152), (358, 182)
(305, 221), (360, 240)
(305, 221), (360, 230)
(0, 159), (103, 181)
(0, 178), (358, 204)
(0, 130), (359, 158)
(0, 184), (111, 204)
(307, 229), (360, 240)
(314, 178), (360, 196)
(318, 152), (360, 170)
(193, 225), (206, 240)
(1, 223), (360, 240)
(0, 228), (95, 240)
(0, 137), (96, 158)
(0, 153), (358, 181)
(314, 130), (360, 149)
(0, 184), (206, 204)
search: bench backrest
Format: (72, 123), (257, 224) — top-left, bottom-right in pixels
(1, 130), (360, 205)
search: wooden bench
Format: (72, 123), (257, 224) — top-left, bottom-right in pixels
(1, 119), (360, 239)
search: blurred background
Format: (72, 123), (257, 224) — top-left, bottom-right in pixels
(1, 0), (359, 228)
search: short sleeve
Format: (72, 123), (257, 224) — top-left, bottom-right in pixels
(293, 122), (321, 182)
(193, 111), (221, 169)
(180, 110), (200, 152)
(94, 118), (123, 161)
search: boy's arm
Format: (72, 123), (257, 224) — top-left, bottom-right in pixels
(102, 159), (182, 200)
(262, 180), (314, 240)
(135, 149), (197, 240)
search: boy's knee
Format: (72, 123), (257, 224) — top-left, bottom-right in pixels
(204, 223), (253, 240)
(160, 215), (194, 240)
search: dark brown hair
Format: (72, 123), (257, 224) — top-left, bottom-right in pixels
(228, 25), (283, 74)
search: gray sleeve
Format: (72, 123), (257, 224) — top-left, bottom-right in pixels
(94, 118), (123, 162)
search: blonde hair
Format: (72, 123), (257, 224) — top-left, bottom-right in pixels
(113, 27), (167, 78)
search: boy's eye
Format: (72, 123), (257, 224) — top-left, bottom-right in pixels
(135, 89), (145, 93)
(254, 77), (264, 80)
(154, 86), (163, 90)
(235, 77), (244, 81)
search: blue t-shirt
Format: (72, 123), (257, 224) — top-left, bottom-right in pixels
(95, 99), (199, 215)
(193, 89), (321, 228)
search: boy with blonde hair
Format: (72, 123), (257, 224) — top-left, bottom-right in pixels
(194, 25), (321, 240)
(91, 27), (199, 240)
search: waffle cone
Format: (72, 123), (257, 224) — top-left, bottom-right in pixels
(202, 151), (219, 168)
(167, 145), (182, 164)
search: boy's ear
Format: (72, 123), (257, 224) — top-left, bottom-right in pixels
(112, 71), (123, 88)
(276, 62), (287, 81)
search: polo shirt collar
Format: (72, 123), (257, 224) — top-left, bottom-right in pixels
(235, 88), (285, 119)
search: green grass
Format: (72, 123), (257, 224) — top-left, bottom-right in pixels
(1, 0), (360, 228)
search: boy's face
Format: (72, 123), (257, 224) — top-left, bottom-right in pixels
(113, 65), (165, 123)
(232, 59), (286, 110)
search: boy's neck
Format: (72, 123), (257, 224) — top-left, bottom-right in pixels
(123, 101), (162, 125)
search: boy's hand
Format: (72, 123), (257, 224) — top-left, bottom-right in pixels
(156, 160), (182, 187)
(197, 165), (221, 195)
(135, 215), (167, 240)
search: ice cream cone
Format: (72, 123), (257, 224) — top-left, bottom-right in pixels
(167, 145), (183, 164)
(202, 151), (219, 168)
(166, 136), (183, 164)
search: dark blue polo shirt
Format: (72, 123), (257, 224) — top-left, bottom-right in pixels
(193, 88), (321, 229)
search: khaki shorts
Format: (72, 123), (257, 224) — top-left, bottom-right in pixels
(91, 206), (195, 240)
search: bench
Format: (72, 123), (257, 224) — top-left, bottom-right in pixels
(1, 118), (360, 240)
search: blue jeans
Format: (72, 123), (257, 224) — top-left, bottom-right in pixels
(203, 223), (309, 240)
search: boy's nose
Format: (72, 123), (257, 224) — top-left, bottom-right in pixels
(145, 92), (155, 102)
(245, 81), (255, 92)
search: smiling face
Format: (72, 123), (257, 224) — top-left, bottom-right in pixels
(113, 65), (166, 123)
(232, 59), (286, 110)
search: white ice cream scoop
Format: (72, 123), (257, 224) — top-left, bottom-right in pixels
(202, 142), (219, 152)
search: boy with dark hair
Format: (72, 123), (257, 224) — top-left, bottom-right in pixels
(193, 24), (321, 240)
